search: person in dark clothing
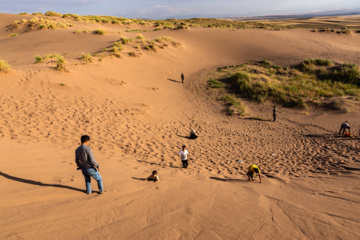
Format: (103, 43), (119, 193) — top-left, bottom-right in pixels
(339, 121), (350, 134)
(75, 135), (104, 194)
(181, 73), (184, 84)
(273, 106), (277, 122)
(189, 129), (198, 139)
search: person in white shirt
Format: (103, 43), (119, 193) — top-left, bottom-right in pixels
(178, 145), (189, 168)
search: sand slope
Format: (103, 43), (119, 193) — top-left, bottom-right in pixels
(1, 13), (360, 239)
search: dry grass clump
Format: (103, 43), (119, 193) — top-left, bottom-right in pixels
(33, 53), (67, 71)
(8, 33), (18, 37)
(151, 18), (289, 30)
(18, 12), (28, 15)
(126, 29), (147, 33)
(81, 53), (92, 63)
(74, 29), (88, 34)
(221, 95), (246, 116)
(0, 59), (11, 73)
(119, 36), (134, 44)
(32, 12), (42, 15)
(208, 60), (360, 110)
(128, 52), (137, 57)
(45, 11), (63, 17)
(136, 34), (145, 40)
(93, 29), (106, 35)
(55, 55), (66, 71)
(9, 17), (74, 31)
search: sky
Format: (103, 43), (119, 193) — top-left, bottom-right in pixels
(0, 0), (359, 19)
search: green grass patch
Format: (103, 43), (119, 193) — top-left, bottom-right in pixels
(81, 53), (92, 63)
(9, 33), (18, 37)
(221, 95), (246, 116)
(208, 60), (360, 110)
(0, 59), (11, 73)
(93, 29), (106, 35)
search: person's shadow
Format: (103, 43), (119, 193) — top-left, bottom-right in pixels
(0, 171), (85, 193)
(167, 78), (182, 83)
(209, 177), (247, 182)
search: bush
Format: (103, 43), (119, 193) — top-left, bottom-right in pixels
(93, 29), (105, 35)
(208, 79), (226, 88)
(136, 34), (145, 40)
(18, 12), (28, 15)
(55, 55), (66, 71)
(81, 53), (92, 63)
(113, 42), (125, 50)
(221, 95), (246, 116)
(8, 33), (18, 37)
(45, 11), (63, 17)
(119, 36), (133, 44)
(0, 59), (11, 73)
(128, 52), (137, 57)
(34, 55), (42, 63)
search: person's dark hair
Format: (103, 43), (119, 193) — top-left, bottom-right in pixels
(152, 170), (157, 175)
(81, 135), (90, 144)
(254, 168), (259, 173)
(182, 145), (186, 149)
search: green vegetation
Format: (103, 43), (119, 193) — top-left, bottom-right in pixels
(55, 55), (66, 71)
(208, 60), (360, 110)
(154, 36), (174, 42)
(33, 53), (66, 71)
(221, 95), (246, 116)
(0, 59), (11, 73)
(136, 34), (145, 40)
(151, 18), (290, 30)
(208, 79), (226, 88)
(128, 52), (137, 57)
(45, 11), (63, 17)
(8, 33), (18, 37)
(81, 53), (93, 63)
(93, 29), (106, 35)
(9, 17), (74, 31)
(119, 36), (134, 44)
(18, 12), (28, 15)
(34, 55), (43, 63)
(74, 29), (88, 34)
(32, 12), (42, 15)
(126, 29), (147, 33)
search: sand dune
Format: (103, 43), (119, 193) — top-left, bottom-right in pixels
(1, 13), (360, 239)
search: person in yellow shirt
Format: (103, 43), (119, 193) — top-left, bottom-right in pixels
(247, 165), (262, 183)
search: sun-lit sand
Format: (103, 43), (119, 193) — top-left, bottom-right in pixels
(1, 13), (360, 239)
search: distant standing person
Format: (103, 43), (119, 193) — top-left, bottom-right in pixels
(273, 106), (277, 122)
(178, 145), (189, 168)
(246, 164), (262, 183)
(181, 73), (184, 84)
(75, 135), (104, 194)
(339, 121), (350, 134)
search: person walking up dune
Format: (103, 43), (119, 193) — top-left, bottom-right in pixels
(75, 135), (104, 194)
(178, 145), (189, 168)
(181, 73), (184, 84)
(273, 106), (277, 122)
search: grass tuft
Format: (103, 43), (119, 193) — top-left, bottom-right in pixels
(93, 29), (106, 35)
(81, 53), (93, 63)
(0, 59), (11, 73)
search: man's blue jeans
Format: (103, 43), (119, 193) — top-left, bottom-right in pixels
(81, 168), (103, 194)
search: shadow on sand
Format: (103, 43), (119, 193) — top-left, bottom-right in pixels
(209, 177), (247, 182)
(243, 117), (272, 122)
(167, 78), (182, 84)
(136, 160), (182, 169)
(0, 171), (85, 193)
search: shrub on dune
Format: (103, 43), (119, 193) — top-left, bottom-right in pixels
(45, 11), (63, 17)
(81, 53), (93, 63)
(0, 59), (11, 73)
(8, 33), (18, 37)
(34, 55), (42, 63)
(18, 12), (28, 15)
(55, 55), (66, 71)
(93, 29), (106, 35)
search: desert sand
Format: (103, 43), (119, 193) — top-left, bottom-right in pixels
(1, 13), (360, 239)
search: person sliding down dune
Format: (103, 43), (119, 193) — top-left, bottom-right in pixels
(147, 170), (160, 182)
(189, 129), (198, 139)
